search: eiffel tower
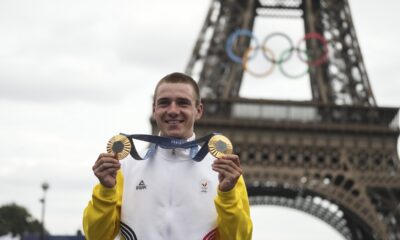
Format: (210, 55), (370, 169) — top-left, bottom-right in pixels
(177, 0), (400, 239)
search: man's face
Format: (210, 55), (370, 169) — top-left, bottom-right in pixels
(153, 82), (203, 139)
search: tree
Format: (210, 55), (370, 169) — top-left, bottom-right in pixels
(0, 203), (44, 238)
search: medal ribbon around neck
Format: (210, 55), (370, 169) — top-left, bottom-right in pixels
(107, 133), (233, 161)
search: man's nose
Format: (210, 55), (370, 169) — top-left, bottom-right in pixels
(167, 102), (179, 114)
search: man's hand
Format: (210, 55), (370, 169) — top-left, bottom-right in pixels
(212, 154), (242, 192)
(92, 153), (121, 188)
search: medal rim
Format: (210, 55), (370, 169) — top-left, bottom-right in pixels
(106, 134), (132, 160)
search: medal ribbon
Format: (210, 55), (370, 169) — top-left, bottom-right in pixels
(120, 133), (218, 162)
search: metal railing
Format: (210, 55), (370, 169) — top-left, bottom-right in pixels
(201, 98), (399, 130)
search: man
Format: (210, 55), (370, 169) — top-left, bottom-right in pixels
(83, 72), (253, 240)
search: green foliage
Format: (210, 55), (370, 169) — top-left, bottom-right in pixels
(0, 203), (44, 237)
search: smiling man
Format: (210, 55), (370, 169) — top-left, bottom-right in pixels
(152, 77), (202, 139)
(83, 72), (253, 240)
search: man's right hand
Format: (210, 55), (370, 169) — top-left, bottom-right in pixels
(92, 153), (121, 188)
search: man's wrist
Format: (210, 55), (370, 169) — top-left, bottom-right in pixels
(95, 183), (117, 200)
(217, 185), (238, 204)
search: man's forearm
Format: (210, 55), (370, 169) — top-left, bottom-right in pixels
(214, 176), (253, 240)
(83, 171), (123, 240)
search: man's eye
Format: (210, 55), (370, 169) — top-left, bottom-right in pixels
(177, 100), (191, 106)
(157, 100), (170, 106)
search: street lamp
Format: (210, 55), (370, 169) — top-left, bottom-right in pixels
(40, 182), (49, 240)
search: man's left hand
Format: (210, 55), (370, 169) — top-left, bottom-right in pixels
(212, 154), (243, 192)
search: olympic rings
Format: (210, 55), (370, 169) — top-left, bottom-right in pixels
(226, 29), (259, 64)
(297, 32), (328, 66)
(262, 32), (294, 64)
(279, 48), (309, 79)
(225, 29), (329, 78)
(243, 46), (275, 78)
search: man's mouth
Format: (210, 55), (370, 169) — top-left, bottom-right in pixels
(165, 119), (184, 124)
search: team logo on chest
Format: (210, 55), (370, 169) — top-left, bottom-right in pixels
(200, 180), (209, 193)
(136, 180), (147, 190)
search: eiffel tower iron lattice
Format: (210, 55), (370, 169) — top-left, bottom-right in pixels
(151, 0), (400, 239)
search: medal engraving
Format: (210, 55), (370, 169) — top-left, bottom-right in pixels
(208, 135), (233, 158)
(107, 134), (131, 160)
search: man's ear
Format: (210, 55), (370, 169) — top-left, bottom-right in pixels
(195, 103), (204, 120)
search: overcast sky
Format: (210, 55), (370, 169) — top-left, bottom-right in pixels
(0, 0), (399, 239)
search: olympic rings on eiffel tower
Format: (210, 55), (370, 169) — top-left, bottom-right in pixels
(225, 29), (329, 79)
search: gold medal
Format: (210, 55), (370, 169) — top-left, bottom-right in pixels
(208, 135), (233, 158)
(107, 134), (131, 160)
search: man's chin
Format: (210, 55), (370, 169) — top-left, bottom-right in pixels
(168, 134), (185, 139)
(164, 130), (184, 139)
